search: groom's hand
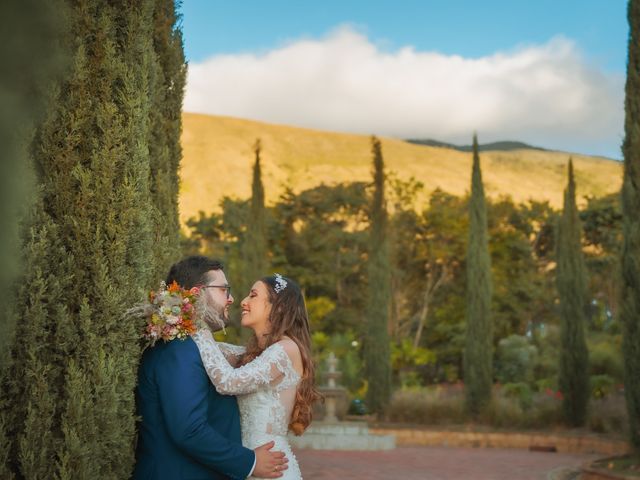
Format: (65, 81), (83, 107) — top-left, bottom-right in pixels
(253, 441), (289, 478)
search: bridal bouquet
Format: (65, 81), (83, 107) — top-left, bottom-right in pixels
(142, 281), (199, 346)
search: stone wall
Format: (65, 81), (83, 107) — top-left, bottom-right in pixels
(370, 427), (630, 456)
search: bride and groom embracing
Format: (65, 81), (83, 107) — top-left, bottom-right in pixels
(133, 256), (320, 479)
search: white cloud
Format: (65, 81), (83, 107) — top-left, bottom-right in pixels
(184, 26), (624, 158)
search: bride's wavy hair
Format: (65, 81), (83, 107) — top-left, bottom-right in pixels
(240, 275), (321, 435)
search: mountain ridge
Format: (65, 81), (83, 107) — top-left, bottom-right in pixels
(406, 138), (548, 153)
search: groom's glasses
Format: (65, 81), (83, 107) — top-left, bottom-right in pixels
(201, 284), (232, 299)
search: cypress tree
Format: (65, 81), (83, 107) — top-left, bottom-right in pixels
(556, 159), (590, 427)
(0, 0), (66, 365)
(243, 139), (269, 289)
(1, 1), (185, 477)
(621, 0), (640, 451)
(148, 0), (186, 280)
(0, 2), (66, 478)
(364, 136), (392, 414)
(464, 134), (493, 416)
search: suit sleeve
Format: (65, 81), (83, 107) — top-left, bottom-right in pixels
(156, 339), (255, 480)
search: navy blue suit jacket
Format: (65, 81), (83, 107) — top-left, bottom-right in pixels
(133, 336), (255, 480)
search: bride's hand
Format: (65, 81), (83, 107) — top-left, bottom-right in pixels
(253, 441), (289, 478)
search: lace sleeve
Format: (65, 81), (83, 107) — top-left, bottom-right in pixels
(192, 329), (289, 395)
(217, 342), (246, 366)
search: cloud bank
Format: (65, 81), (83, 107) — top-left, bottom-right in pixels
(185, 26), (624, 158)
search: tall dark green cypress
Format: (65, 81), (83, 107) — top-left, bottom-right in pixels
(556, 159), (590, 426)
(463, 134), (493, 416)
(0, 1), (186, 477)
(364, 136), (392, 414)
(243, 139), (269, 289)
(0, 0), (65, 366)
(621, 0), (640, 452)
(148, 0), (186, 280)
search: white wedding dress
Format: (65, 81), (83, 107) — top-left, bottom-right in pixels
(193, 329), (303, 479)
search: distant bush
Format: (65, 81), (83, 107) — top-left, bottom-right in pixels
(534, 376), (558, 392)
(590, 374), (616, 399)
(589, 339), (624, 380)
(386, 385), (465, 424)
(588, 392), (628, 435)
(501, 382), (533, 410)
(481, 394), (527, 428)
(528, 389), (564, 427)
(482, 386), (563, 429)
(386, 382), (627, 435)
(495, 335), (538, 384)
(532, 325), (560, 382)
(386, 383), (565, 430)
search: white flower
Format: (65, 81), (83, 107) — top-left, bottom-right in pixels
(166, 315), (180, 325)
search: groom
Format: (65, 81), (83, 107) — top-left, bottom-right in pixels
(133, 256), (288, 479)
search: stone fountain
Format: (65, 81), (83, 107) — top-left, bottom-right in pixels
(288, 352), (395, 450)
(320, 352), (343, 422)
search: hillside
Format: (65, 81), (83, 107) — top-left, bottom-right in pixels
(179, 112), (622, 225)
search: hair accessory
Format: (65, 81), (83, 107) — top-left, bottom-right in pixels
(273, 273), (288, 293)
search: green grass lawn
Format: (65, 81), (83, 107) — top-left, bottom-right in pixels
(591, 455), (640, 477)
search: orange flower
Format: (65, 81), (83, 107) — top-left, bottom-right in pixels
(143, 282), (199, 347)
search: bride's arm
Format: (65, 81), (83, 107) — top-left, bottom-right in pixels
(217, 342), (246, 366)
(192, 329), (290, 395)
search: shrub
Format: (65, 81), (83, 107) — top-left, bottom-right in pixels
(391, 339), (436, 389)
(481, 394), (526, 428)
(501, 382), (534, 410)
(532, 325), (559, 382)
(495, 335), (539, 384)
(386, 386), (466, 425)
(589, 339), (624, 380)
(385, 382), (625, 434)
(529, 390), (563, 427)
(534, 377), (558, 392)
(483, 386), (562, 429)
(590, 374), (616, 399)
(588, 392), (628, 435)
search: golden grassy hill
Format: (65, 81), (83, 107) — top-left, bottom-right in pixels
(179, 112), (622, 225)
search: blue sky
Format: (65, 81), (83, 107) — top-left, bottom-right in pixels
(180, 1), (629, 159)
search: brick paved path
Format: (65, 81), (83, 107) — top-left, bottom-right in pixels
(294, 446), (600, 479)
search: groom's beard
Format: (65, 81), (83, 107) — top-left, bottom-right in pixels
(202, 299), (228, 332)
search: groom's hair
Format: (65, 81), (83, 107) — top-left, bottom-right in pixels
(165, 256), (224, 289)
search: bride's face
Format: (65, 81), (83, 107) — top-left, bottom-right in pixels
(240, 281), (272, 333)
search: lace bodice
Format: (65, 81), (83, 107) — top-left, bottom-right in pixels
(192, 330), (301, 438)
(193, 330), (304, 479)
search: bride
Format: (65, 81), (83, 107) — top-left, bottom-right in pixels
(192, 274), (320, 479)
